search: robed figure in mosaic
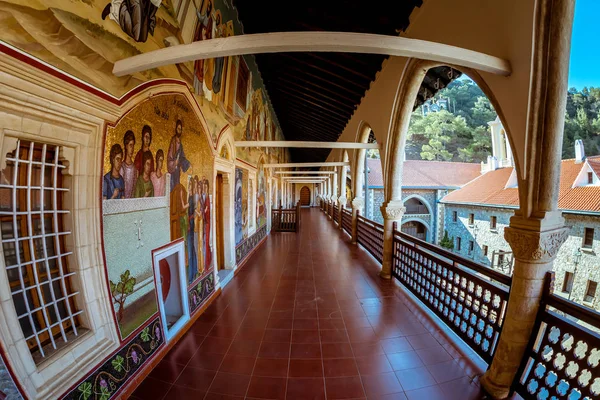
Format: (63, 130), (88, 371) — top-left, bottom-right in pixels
(102, 0), (162, 43)
(167, 120), (191, 192)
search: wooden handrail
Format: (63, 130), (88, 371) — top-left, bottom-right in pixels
(393, 229), (512, 286)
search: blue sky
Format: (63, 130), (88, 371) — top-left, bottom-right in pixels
(569, 0), (600, 89)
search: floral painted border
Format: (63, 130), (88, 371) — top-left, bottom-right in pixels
(235, 225), (267, 264)
(62, 318), (163, 400)
(188, 273), (215, 314)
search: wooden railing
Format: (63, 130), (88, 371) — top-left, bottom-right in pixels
(513, 272), (600, 399)
(357, 215), (384, 263)
(392, 229), (511, 363)
(272, 202), (301, 232)
(341, 208), (352, 235)
(333, 204), (339, 224)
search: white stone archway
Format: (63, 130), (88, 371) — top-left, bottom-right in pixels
(401, 218), (432, 242)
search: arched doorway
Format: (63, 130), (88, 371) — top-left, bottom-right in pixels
(300, 186), (311, 206)
(401, 220), (428, 241)
(404, 197), (429, 215)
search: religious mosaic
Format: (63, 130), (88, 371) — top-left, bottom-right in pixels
(234, 167), (248, 245)
(256, 158), (267, 227)
(235, 225), (267, 264)
(0, 0), (290, 167)
(188, 273), (215, 314)
(62, 318), (164, 400)
(102, 93), (214, 340)
(0, 351), (22, 400)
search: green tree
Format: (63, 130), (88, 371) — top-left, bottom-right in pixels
(440, 230), (454, 250)
(110, 270), (136, 323)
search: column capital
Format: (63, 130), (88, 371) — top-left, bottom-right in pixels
(351, 197), (364, 210)
(380, 200), (406, 221)
(504, 225), (569, 263)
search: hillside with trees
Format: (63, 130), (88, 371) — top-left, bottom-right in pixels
(406, 78), (599, 162)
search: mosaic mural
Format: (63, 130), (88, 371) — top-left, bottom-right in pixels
(234, 167), (248, 245)
(256, 158), (267, 227)
(0, 0), (290, 167)
(0, 351), (22, 400)
(236, 225), (267, 264)
(188, 272), (215, 314)
(62, 318), (164, 400)
(102, 93), (214, 340)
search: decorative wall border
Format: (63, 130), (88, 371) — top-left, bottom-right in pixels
(0, 349), (23, 400)
(188, 273), (216, 314)
(61, 317), (164, 400)
(236, 225), (267, 264)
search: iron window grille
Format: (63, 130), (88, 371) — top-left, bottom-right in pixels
(0, 139), (83, 362)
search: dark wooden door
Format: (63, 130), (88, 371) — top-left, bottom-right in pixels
(300, 186), (311, 206)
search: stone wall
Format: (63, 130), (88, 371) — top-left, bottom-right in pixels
(444, 203), (600, 311)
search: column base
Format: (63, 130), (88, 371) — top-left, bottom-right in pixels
(379, 270), (392, 279)
(480, 373), (510, 400)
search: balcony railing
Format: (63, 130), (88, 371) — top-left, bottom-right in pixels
(514, 272), (600, 399)
(272, 202), (301, 232)
(341, 208), (352, 235)
(333, 204), (339, 224)
(392, 229), (511, 364)
(357, 215), (384, 263)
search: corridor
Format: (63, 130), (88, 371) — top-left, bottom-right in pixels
(131, 209), (486, 400)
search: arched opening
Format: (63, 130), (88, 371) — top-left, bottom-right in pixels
(404, 197), (430, 215)
(354, 124), (383, 223)
(401, 220), (429, 241)
(300, 186), (311, 206)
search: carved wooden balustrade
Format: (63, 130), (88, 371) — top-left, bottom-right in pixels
(513, 272), (600, 399)
(392, 229), (511, 364)
(333, 204), (339, 225)
(356, 215), (384, 263)
(272, 202), (301, 232)
(341, 208), (352, 235)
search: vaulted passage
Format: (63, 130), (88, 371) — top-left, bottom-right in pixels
(132, 209), (485, 400)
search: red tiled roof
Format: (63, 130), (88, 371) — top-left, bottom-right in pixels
(443, 156), (600, 212)
(366, 159), (481, 188)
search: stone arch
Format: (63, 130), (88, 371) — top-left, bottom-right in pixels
(384, 59), (517, 204)
(402, 194), (433, 215)
(216, 125), (236, 162)
(401, 218), (431, 242)
(353, 121), (372, 202)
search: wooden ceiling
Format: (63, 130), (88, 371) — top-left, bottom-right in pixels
(232, 0), (426, 162)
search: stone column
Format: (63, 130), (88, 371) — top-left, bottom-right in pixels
(480, 216), (568, 398)
(379, 201), (406, 279)
(351, 197), (364, 244)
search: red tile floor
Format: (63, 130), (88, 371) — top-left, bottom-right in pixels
(131, 209), (489, 400)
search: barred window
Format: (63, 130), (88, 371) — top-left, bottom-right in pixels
(0, 140), (83, 363)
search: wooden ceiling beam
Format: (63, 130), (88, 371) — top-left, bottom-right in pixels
(283, 108), (347, 130)
(279, 53), (369, 90)
(270, 94), (350, 124)
(113, 31), (511, 77)
(302, 53), (373, 81)
(271, 73), (358, 104)
(269, 86), (355, 116)
(265, 162), (350, 168)
(265, 76), (357, 110)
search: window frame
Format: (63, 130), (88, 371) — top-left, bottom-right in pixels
(588, 171), (594, 185)
(583, 227), (594, 249)
(468, 240), (474, 256)
(562, 271), (574, 294)
(452, 211), (457, 222)
(584, 280), (597, 304)
(490, 216), (497, 230)
(482, 245), (488, 257)
(468, 213), (474, 226)
(456, 237), (461, 251)
(0, 129), (118, 397)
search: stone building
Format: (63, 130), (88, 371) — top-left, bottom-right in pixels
(442, 142), (600, 311)
(364, 158), (480, 243)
